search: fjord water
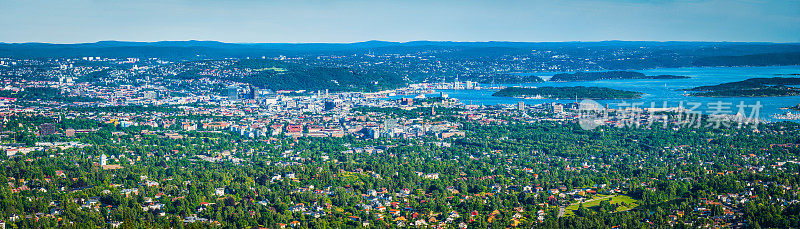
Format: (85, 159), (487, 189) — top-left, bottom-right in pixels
(440, 66), (800, 121)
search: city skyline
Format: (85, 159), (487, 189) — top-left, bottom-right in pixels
(2, 1), (800, 227)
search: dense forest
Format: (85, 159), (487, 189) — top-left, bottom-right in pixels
(687, 77), (800, 97)
(549, 71), (688, 82)
(0, 87), (100, 103)
(1, 112), (799, 228)
(693, 52), (800, 67)
(174, 59), (407, 92)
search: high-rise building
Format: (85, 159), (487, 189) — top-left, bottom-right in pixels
(400, 98), (414, 106)
(324, 99), (343, 111)
(368, 127), (380, 139)
(384, 119), (398, 131)
(248, 86), (259, 100)
(227, 86), (239, 101)
(518, 101), (525, 111)
(553, 103), (564, 113)
(65, 128), (76, 137)
(144, 91), (157, 100)
(39, 123), (57, 136)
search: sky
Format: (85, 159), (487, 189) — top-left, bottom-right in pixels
(1, 0), (799, 43)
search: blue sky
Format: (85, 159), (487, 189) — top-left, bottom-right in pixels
(1, 0), (799, 43)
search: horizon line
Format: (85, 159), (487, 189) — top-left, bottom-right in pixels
(3, 39), (800, 45)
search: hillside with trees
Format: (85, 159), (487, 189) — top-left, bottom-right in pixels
(687, 77), (800, 97)
(549, 71), (688, 82)
(492, 86), (643, 99)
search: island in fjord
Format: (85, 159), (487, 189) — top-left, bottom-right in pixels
(492, 86), (643, 99)
(687, 77), (800, 97)
(548, 71), (689, 82)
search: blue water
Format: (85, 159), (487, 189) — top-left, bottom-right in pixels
(396, 66), (800, 121)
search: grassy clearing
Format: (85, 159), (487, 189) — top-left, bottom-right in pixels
(608, 195), (638, 212)
(563, 194), (639, 216)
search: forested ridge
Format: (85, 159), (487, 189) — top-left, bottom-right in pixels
(493, 86), (643, 99)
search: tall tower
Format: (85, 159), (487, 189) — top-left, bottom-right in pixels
(249, 85), (259, 100)
(227, 86), (239, 101)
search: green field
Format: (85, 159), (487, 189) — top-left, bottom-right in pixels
(564, 194), (639, 216)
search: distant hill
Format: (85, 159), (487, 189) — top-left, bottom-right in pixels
(687, 77), (800, 97)
(492, 86), (643, 99)
(2, 41), (800, 87)
(693, 52), (800, 67)
(176, 59), (406, 92)
(2, 40), (800, 61)
(549, 71), (688, 82)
